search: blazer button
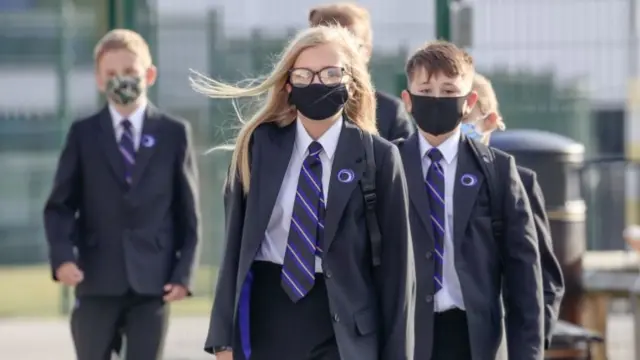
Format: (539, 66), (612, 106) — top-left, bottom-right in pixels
(425, 251), (433, 260)
(425, 295), (433, 303)
(332, 313), (340, 322)
(325, 270), (332, 279)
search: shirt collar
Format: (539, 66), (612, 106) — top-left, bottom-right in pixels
(295, 116), (343, 160)
(109, 100), (147, 133)
(418, 126), (461, 164)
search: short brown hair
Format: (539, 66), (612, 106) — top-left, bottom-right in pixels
(405, 40), (474, 82)
(308, 3), (372, 47)
(93, 29), (152, 68)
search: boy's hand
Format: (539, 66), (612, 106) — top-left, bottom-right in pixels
(56, 262), (84, 286)
(163, 284), (188, 302)
(215, 350), (232, 360)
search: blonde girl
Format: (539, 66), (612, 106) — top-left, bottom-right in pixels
(194, 25), (415, 360)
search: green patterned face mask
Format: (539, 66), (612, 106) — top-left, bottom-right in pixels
(106, 75), (143, 106)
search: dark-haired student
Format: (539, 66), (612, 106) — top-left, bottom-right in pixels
(396, 41), (544, 360)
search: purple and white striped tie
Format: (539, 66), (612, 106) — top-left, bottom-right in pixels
(426, 148), (445, 293)
(281, 141), (325, 302)
(119, 119), (136, 184)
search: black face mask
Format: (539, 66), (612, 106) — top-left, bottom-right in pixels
(289, 84), (349, 121)
(409, 93), (468, 136)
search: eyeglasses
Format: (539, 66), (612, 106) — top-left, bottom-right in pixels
(288, 66), (347, 88)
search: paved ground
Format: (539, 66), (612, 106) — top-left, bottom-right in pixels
(0, 314), (635, 359)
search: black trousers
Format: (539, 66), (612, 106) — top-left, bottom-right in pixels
(242, 261), (339, 360)
(432, 309), (472, 360)
(70, 290), (168, 360)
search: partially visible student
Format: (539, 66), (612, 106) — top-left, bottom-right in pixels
(308, 2), (415, 141)
(462, 73), (565, 349)
(194, 25), (415, 360)
(44, 29), (200, 360)
(396, 41), (544, 360)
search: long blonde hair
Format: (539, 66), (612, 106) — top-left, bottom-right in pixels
(190, 25), (377, 194)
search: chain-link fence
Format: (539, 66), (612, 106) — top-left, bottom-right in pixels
(0, 0), (633, 317)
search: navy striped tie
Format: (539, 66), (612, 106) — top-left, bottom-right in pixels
(119, 119), (136, 184)
(425, 148), (445, 293)
(281, 141), (325, 302)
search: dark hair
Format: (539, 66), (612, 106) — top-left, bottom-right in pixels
(405, 40), (474, 82)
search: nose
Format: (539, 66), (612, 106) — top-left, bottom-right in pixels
(311, 74), (322, 84)
(430, 89), (445, 97)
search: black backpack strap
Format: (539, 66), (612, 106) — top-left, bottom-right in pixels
(359, 130), (382, 267)
(467, 139), (504, 244)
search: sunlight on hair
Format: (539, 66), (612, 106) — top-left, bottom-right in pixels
(189, 25), (377, 194)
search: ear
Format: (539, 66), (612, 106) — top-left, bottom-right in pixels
(146, 65), (158, 87)
(285, 83), (292, 94)
(308, 9), (317, 24)
(484, 112), (500, 133)
(465, 90), (478, 109)
(401, 89), (412, 113)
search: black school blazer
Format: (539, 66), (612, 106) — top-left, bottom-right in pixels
(205, 119), (416, 360)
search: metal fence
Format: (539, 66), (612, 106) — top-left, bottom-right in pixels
(0, 0), (632, 316)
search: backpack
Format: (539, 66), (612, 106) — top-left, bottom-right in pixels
(467, 139), (505, 250)
(359, 130), (382, 267)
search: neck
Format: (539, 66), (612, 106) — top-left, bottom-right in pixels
(299, 112), (341, 140)
(481, 134), (491, 146)
(110, 97), (147, 118)
(419, 128), (456, 147)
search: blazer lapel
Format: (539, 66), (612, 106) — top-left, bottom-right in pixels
(97, 106), (127, 186)
(130, 104), (161, 189)
(252, 122), (297, 249)
(323, 120), (366, 252)
(452, 136), (485, 246)
(401, 133), (436, 242)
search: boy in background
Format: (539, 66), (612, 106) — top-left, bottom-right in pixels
(44, 29), (200, 360)
(462, 73), (565, 349)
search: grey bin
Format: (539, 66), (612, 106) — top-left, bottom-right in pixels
(546, 320), (603, 359)
(490, 129), (586, 325)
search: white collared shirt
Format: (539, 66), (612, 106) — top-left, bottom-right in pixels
(108, 101), (147, 150)
(418, 127), (466, 312)
(256, 117), (343, 273)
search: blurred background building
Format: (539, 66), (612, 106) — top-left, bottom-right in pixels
(0, 0), (636, 318)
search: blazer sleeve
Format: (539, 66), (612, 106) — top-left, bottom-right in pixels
(374, 143), (416, 360)
(43, 122), (82, 279)
(523, 171), (565, 348)
(204, 164), (245, 353)
(500, 156), (544, 359)
(170, 121), (201, 291)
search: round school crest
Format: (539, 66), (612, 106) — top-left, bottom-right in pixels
(141, 134), (155, 148)
(337, 169), (355, 183)
(460, 174), (478, 187)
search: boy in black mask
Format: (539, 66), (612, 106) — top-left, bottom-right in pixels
(395, 41), (544, 360)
